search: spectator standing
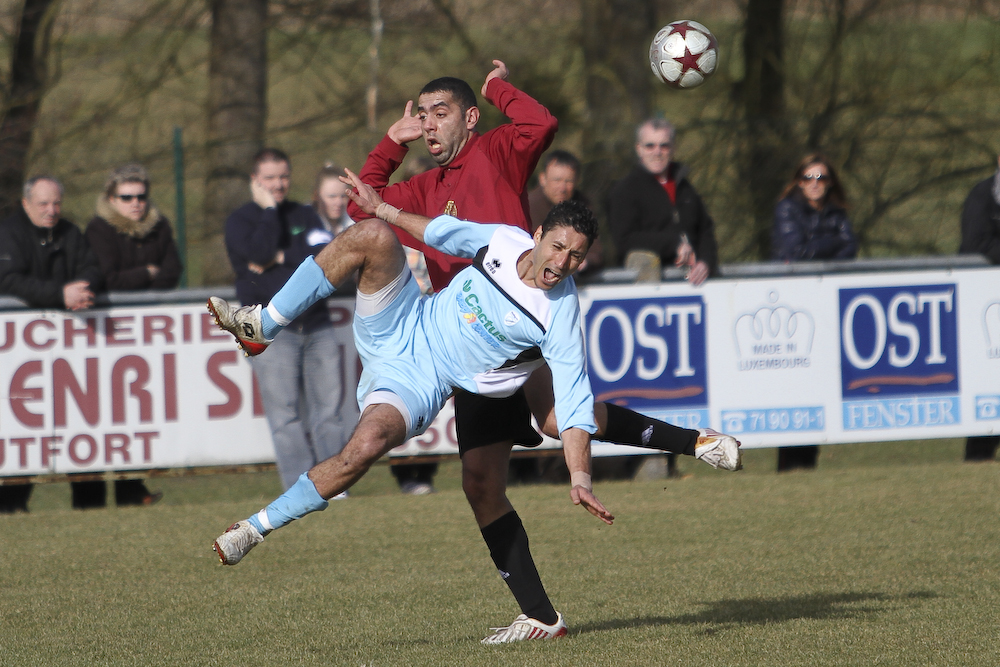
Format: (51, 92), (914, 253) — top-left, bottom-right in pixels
(959, 155), (1000, 461)
(772, 153), (857, 263)
(607, 118), (719, 286)
(224, 149), (354, 492)
(527, 150), (603, 276)
(84, 163), (183, 505)
(0, 176), (103, 511)
(606, 119), (720, 476)
(772, 153), (858, 471)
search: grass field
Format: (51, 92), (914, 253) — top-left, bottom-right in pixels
(3, 440), (999, 666)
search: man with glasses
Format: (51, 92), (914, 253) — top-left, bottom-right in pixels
(607, 117), (719, 286)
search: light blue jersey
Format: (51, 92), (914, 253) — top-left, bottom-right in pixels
(353, 215), (596, 439)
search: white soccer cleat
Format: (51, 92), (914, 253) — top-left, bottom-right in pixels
(213, 520), (264, 565)
(481, 612), (568, 645)
(206, 297), (271, 357)
(695, 428), (742, 471)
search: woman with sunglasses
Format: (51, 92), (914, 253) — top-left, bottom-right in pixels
(771, 154), (858, 472)
(83, 163), (182, 506)
(772, 153), (857, 262)
(85, 163), (182, 290)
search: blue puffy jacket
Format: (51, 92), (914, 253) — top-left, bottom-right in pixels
(771, 193), (857, 261)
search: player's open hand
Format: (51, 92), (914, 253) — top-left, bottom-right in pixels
(387, 100), (422, 145)
(571, 485), (614, 525)
(340, 167), (383, 217)
(482, 59), (509, 97)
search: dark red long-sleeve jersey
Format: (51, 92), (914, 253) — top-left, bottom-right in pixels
(348, 78), (557, 290)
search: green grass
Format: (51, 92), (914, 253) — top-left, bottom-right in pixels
(3, 440), (999, 665)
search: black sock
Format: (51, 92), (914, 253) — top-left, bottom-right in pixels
(600, 403), (698, 456)
(480, 511), (558, 626)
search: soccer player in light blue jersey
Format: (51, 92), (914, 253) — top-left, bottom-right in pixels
(207, 167), (740, 644)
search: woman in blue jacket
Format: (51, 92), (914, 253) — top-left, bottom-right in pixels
(772, 154), (857, 471)
(772, 154), (857, 261)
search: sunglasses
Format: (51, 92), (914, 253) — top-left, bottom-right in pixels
(117, 193), (148, 202)
(800, 174), (830, 182)
(641, 142), (672, 150)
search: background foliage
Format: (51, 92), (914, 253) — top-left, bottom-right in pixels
(0, 0), (997, 284)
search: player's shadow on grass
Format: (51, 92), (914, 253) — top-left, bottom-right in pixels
(573, 591), (937, 635)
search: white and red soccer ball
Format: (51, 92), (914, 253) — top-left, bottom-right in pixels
(649, 20), (719, 90)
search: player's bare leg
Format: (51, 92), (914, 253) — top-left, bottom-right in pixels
(308, 403), (407, 498)
(462, 442), (516, 528)
(312, 218), (407, 297)
(210, 218), (408, 355)
(213, 403), (407, 565)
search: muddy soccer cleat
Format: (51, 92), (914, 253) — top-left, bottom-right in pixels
(207, 297), (271, 357)
(694, 428), (742, 471)
(481, 612), (568, 645)
(213, 520), (265, 565)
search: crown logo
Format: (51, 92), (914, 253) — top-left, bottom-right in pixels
(734, 295), (814, 359)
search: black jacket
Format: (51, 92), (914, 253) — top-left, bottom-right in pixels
(85, 199), (183, 290)
(772, 193), (857, 261)
(0, 208), (103, 308)
(959, 172), (1000, 265)
(224, 199), (332, 332)
(606, 162), (719, 273)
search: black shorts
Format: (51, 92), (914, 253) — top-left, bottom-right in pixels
(453, 389), (543, 455)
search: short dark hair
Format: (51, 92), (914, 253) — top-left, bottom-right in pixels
(419, 77), (477, 114)
(540, 199), (598, 246)
(540, 150), (581, 175)
(252, 147), (290, 174)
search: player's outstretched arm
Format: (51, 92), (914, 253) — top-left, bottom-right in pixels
(562, 427), (614, 525)
(342, 167), (432, 242)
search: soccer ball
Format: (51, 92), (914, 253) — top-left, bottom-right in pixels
(649, 20), (719, 89)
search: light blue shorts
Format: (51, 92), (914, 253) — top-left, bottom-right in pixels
(354, 266), (449, 439)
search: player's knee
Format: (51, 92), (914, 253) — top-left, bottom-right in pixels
(353, 218), (397, 249)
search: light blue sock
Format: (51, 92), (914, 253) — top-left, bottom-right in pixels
(247, 472), (330, 535)
(261, 257), (336, 339)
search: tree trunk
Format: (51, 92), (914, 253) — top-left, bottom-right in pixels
(201, 0), (268, 286)
(0, 0), (60, 218)
(579, 0), (656, 262)
(740, 0), (790, 260)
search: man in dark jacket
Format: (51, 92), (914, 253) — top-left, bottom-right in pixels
(0, 176), (102, 309)
(527, 150), (603, 276)
(960, 156), (1000, 461)
(224, 148), (355, 492)
(607, 118), (719, 286)
(0, 175), (104, 512)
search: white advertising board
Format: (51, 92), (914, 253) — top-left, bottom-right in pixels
(0, 299), (359, 477)
(2, 264), (998, 477)
(580, 266), (999, 448)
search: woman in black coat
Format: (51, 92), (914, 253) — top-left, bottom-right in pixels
(84, 163), (182, 506)
(772, 153), (857, 262)
(85, 164), (182, 291)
